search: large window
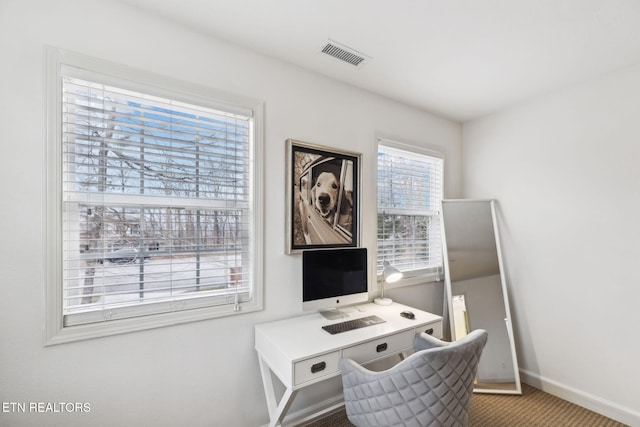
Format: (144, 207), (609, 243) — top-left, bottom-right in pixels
(46, 49), (263, 343)
(377, 139), (443, 282)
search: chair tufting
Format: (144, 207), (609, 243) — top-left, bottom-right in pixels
(339, 329), (488, 427)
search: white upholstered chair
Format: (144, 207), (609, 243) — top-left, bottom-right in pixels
(339, 329), (488, 427)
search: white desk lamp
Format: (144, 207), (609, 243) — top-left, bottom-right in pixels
(374, 261), (403, 306)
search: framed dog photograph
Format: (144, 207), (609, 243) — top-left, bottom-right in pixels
(286, 139), (361, 254)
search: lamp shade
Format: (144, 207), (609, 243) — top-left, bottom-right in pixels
(383, 262), (403, 283)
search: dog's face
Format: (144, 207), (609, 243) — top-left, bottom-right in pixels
(312, 172), (339, 217)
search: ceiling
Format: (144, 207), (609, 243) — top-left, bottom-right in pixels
(117, 0), (640, 122)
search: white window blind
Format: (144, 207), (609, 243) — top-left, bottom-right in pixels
(58, 65), (259, 328)
(377, 142), (443, 278)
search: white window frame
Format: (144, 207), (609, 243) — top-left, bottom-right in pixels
(376, 138), (444, 287)
(45, 48), (264, 344)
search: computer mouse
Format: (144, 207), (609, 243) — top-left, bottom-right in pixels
(400, 311), (415, 319)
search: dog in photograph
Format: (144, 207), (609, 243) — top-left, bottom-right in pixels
(311, 171), (353, 232)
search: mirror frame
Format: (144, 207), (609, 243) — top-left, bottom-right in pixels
(441, 199), (521, 395)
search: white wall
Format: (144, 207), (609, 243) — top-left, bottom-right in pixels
(0, 1), (461, 426)
(463, 64), (640, 425)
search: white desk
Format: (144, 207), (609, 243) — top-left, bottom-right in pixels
(254, 302), (443, 426)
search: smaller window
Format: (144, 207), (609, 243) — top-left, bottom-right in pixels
(376, 140), (444, 282)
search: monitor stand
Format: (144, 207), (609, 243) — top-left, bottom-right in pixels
(319, 309), (349, 320)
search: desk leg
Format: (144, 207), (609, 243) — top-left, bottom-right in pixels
(258, 355), (299, 427)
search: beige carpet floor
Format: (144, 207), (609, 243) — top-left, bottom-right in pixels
(305, 384), (628, 427)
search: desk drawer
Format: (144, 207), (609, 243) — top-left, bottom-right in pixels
(343, 330), (414, 364)
(294, 351), (340, 386)
(417, 321), (443, 339)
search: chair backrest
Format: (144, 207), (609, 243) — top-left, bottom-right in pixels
(340, 329), (488, 427)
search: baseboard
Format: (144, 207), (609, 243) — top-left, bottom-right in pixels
(520, 369), (640, 427)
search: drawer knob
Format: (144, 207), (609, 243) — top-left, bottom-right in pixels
(311, 361), (326, 373)
(376, 343), (388, 353)
(425, 328), (434, 335)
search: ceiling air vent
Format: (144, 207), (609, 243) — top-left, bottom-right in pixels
(321, 39), (371, 68)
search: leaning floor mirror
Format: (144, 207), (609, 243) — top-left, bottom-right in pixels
(441, 199), (522, 394)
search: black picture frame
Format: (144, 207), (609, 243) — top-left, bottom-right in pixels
(286, 139), (361, 254)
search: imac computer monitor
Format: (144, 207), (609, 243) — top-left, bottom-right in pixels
(302, 248), (368, 318)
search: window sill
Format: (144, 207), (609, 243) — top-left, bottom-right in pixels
(45, 298), (262, 346)
(380, 271), (442, 289)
